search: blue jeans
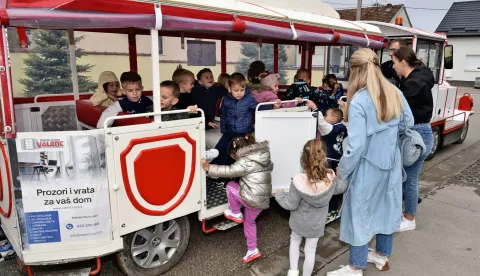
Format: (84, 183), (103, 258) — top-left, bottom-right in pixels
(403, 123), (434, 215)
(349, 234), (393, 269)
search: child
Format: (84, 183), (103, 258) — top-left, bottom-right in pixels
(213, 73), (258, 165)
(158, 80), (196, 121)
(200, 133), (273, 263)
(192, 68), (228, 129)
(283, 68), (312, 102)
(172, 68), (196, 110)
(159, 80), (219, 161)
(97, 72), (153, 128)
(90, 71), (123, 107)
(308, 82), (341, 116)
(308, 104), (348, 220)
(251, 73), (302, 110)
(275, 139), (340, 276)
(322, 74), (344, 100)
(217, 73), (231, 90)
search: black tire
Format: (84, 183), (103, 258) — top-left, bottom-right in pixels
(116, 217), (190, 276)
(425, 126), (442, 161)
(454, 119), (469, 144)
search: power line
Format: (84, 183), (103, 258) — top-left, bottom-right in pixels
(323, 1), (455, 11)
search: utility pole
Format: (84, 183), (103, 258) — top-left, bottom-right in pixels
(356, 0), (362, 20)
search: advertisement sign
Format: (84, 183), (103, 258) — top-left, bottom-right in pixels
(15, 130), (111, 249)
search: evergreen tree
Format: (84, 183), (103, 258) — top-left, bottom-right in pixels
(235, 43), (289, 84)
(19, 30), (97, 96)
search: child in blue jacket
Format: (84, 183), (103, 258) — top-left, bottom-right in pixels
(212, 73), (258, 165)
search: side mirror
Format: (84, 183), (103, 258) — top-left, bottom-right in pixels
(444, 45), (453, 70)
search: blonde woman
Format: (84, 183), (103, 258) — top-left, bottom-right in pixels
(326, 49), (414, 276)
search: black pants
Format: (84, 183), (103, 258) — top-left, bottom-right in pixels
(212, 132), (244, 165)
(328, 160), (342, 212)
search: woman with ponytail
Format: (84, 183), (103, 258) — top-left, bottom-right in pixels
(392, 46), (435, 232)
(327, 49), (414, 276)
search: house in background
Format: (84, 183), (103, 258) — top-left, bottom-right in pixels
(436, 0), (480, 87)
(337, 4), (412, 27)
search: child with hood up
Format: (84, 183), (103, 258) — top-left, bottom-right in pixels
(90, 71), (123, 107)
(250, 73), (302, 110)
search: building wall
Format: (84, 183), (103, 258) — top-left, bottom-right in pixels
(445, 37), (480, 83)
(10, 52), (325, 97)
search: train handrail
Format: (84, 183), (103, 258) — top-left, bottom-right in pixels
(103, 108), (205, 130)
(255, 99), (307, 113)
(34, 92), (94, 103)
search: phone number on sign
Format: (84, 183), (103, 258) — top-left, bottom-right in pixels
(76, 222), (100, 228)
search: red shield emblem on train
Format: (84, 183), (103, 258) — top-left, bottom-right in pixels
(120, 132), (196, 216)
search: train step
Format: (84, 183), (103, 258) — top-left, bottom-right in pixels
(212, 219), (239, 231)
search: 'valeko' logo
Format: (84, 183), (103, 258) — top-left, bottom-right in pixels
(20, 138), (64, 150)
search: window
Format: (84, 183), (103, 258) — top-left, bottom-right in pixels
(465, 55), (480, 71)
(326, 45), (358, 80)
(416, 39), (442, 82)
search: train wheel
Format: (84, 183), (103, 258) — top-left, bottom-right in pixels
(426, 126), (442, 161)
(116, 217), (190, 276)
(454, 119), (469, 144)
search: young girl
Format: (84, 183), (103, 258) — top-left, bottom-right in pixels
(217, 73), (231, 90)
(275, 139), (345, 276)
(212, 73), (258, 165)
(250, 73), (302, 110)
(90, 71), (123, 107)
(201, 133), (273, 263)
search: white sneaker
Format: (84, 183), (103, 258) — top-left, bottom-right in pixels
(224, 208), (244, 223)
(205, 149), (219, 162)
(397, 216), (416, 232)
(367, 249), (390, 271)
(287, 269), (299, 276)
(326, 265), (363, 276)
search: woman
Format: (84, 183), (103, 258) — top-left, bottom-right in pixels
(327, 48), (414, 276)
(90, 71), (122, 107)
(392, 46), (435, 232)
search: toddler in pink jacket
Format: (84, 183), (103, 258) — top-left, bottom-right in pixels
(251, 73), (302, 110)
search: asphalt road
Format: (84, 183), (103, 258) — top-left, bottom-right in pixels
(1, 88), (479, 276)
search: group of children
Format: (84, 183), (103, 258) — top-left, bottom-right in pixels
(90, 64), (348, 275)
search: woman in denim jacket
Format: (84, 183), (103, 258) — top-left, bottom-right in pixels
(392, 46), (435, 232)
(327, 49), (414, 276)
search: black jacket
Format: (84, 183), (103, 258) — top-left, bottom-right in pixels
(191, 82), (228, 128)
(381, 60), (401, 88)
(399, 66), (434, 124)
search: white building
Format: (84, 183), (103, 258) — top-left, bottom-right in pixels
(436, 1), (480, 87)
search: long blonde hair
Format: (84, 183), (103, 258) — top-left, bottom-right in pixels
(345, 48), (404, 123)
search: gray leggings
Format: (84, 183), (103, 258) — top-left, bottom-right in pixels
(289, 231), (320, 276)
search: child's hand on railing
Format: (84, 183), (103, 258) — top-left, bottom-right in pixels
(187, 105), (198, 113)
(295, 97), (303, 104)
(200, 158), (210, 171)
(306, 100), (317, 110)
(273, 99), (281, 109)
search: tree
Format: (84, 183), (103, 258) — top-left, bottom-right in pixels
(235, 43), (289, 84)
(19, 30), (97, 96)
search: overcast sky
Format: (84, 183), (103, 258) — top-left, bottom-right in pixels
(327, 0), (476, 32)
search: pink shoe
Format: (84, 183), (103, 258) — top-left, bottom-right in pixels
(224, 208), (243, 223)
(243, 248), (261, 263)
